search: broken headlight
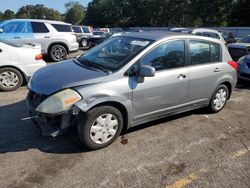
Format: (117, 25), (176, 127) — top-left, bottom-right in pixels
(36, 89), (82, 114)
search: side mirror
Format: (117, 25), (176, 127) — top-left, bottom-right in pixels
(0, 28), (3, 33)
(139, 65), (155, 77)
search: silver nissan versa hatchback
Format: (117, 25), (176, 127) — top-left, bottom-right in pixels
(27, 32), (237, 150)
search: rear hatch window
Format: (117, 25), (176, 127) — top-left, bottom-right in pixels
(51, 24), (72, 32)
(228, 47), (247, 61)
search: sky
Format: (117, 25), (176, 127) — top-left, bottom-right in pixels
(0, 0), (91, 13)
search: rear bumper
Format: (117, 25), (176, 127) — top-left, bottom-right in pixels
(18, 61), (46, 78)
(69, 42), (79, 53)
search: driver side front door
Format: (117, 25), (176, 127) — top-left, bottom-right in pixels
(131, 40), (189, 123)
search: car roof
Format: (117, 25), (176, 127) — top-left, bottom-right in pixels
(170, 28), (187, 31)
(72, 25), (89, 27)
(5, 19), (71, 25)
(119, 31), (225, 45)
(192, 28), (221, 34)
(121, 31), (185, 41)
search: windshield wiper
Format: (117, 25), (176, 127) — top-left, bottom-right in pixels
(77, 57), (111, 74)
(73, 58), (97, 72)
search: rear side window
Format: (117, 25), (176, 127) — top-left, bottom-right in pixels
(189, 40), (221, 65)
(82, 27), (91, 33)
(211, 43), (220, 62)
(51, 24), (72, 32)
(72, 26), (82, 33)
(31, 22), (49, 33)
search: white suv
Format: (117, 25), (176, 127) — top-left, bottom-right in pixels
(0, 19), (79, 62)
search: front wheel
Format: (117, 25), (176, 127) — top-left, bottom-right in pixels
(77, 106), (123, 150)
(208, 85), (229, 113)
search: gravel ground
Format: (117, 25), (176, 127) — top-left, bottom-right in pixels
(0, 60), (249, 188)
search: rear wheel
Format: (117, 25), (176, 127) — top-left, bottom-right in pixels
(80, 39), (89, 48)
(208, 85), (229, 113)
(0, 67), (23, 91)
(49, 45), (67, 62)
(77, 106), (123, 150)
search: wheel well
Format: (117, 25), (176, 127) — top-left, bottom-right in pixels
(48, 42), (69, 54)
(220, 82), (232, 99)
(0, 66), (27, 85)
(89, 101), (129, 132)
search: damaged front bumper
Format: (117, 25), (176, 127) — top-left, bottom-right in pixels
(26, 91), (78, 137)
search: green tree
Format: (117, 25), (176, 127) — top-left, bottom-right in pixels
(65, 1), (85, 24)
(83, 0), (245, 27)
(16, 4), (62, 20)
(0, 11), (3, 21)
(228, 0), (250, 26)
(3, 9), (15, 20)
(190, 0), (232, 26)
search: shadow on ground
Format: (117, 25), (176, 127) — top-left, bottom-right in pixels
(0, 82), (249, 154)
(235, 80), (250, 90)
(0, 100), (192, 154)
(0, 100), (85, 154)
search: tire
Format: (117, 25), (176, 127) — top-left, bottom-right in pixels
(77, 106), (123, 150)
(0, 67), (23, 91)
(80, 39), (89, 48)
(208, 84), (229, 113)
(49, 45), (67, 62)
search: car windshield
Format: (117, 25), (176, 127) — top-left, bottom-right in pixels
(0, 38), (23, 47)
(76, 36), (152, 72)
(240, 36), (250, 43)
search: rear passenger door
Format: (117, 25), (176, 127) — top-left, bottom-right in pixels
(187, 40), (222, 103)
(30, 22), (52, 54)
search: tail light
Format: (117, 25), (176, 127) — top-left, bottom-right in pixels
(227, 61), (238, 70)
(35, 53), (43, 60)
(72, 33), (77, 40)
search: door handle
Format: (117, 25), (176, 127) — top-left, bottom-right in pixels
(44, 36), (50, 38)
(214, 68), (221, 72)
(14, 36), (21, 39)
(178, 74), (186, 79)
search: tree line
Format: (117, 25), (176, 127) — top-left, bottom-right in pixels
(0, 2), (85, 25)
(0, 0), (249, 27)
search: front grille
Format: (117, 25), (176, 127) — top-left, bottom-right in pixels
(27, 91), (48, 108)
(240, 73), (250, 79)
(228, 47), (247, 61)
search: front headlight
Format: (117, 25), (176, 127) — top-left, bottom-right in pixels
(36, 89), (82, 114)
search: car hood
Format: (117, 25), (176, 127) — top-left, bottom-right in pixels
(28, 59), (108, 95)
(227, 43), (250, 49)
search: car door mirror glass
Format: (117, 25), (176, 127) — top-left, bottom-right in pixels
(0, 28), (4, 33)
